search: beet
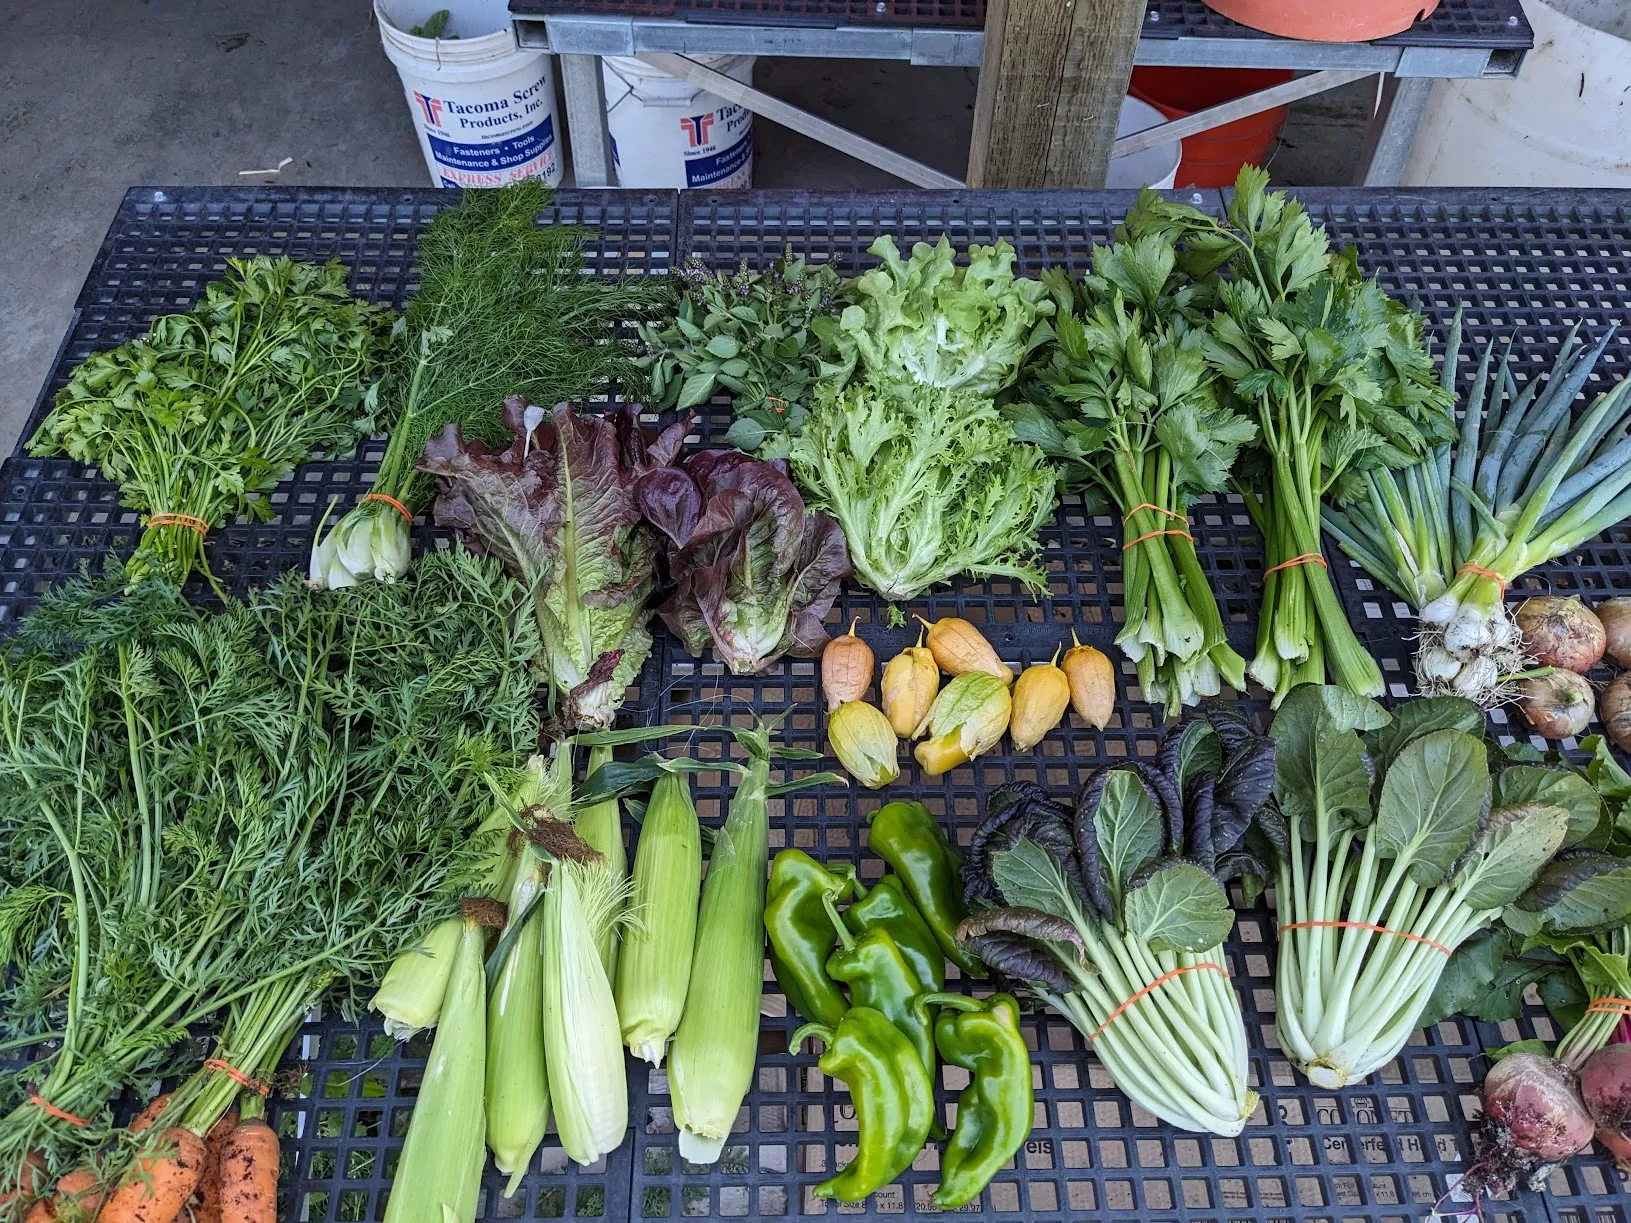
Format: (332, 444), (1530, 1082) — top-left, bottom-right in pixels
(1580, 1044), (1631, 1171)
(1460, 1053), (1596, 1202)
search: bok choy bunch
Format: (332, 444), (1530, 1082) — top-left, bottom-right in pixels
(1266, 686), (1576, 1088)
(958, 706), (1276, 1135)
(1322, 315), (1628, 702)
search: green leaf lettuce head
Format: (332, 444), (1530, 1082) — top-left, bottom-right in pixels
(827, 235), (1056, 397)
(420, 396), (692, 729)
(30, 255), (391, 593)
(786, 380), (1056, 602)
(634, 449), (850, 674)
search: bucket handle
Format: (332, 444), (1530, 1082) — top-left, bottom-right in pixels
(601, 60), (639, 116)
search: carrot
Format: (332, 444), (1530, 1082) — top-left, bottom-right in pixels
(191, 1111), (237, 1223)
(217, 1120), (277, 1223)
(93, 1128), (205, 1223)
(126, 1095), (174, 1136)
(50, 1171), (104, 1223)
(23, 1198), (54, 1223)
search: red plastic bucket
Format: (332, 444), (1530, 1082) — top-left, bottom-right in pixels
(1128, 67), (1295, 189)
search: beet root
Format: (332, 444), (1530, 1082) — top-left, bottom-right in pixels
(1462, 1053), (1595, 1199)
(1580, 1044), (1631, 1170)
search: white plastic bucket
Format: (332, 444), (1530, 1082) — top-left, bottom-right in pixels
(1108, 96), (1181, 190)
(376, 0), (563, 188)
(1401, 0), (1631, 186)
(602, 55), (755, 190)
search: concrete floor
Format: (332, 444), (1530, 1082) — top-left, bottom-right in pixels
(0, 0), (1368, 457)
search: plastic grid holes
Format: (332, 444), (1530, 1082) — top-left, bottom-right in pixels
(9, 186), (1631, 1222)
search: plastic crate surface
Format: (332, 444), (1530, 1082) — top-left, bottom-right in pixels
(9, 185), (1631, 1223)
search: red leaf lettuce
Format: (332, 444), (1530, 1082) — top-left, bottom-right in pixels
(634, 450), (849, 674)
(421, 395), (690, 728)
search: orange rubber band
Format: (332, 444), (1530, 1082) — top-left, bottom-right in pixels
(1456, 563), (1507, 596)
(29, 1095), (90, 1127)
(765, 396), (788, 415)
(1123, 528), (1194, 550)
(148, 513), (210, 536)
(1087, 963), (1227, 1045)
(1586, 997), (1631, 1018)
(1122, 504), (1189, 525)
(1264, 552), (1328, 577)
(363, 492), (414, 523)
(1277, 919), (1451, 955)
(204, 1058), (270, 1096)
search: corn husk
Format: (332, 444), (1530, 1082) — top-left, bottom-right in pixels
(576, 743), (628, 982)
(1062, 630), (1115, 729)
(1009, 647), (1070, 751)
(917, 615), (1012, 684)
(615, 770), (702, 1065)
(486, 848), (551, 1195)
(821, 618), (874, 711)
(539, 856), (628, 1165)
(667, 726), (773, 1164)
(913, 671), (1012, 775)
(381, 911), (487, 1223)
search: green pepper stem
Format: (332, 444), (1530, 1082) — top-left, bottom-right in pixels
(790, 1023), (834, 1053)
(822, 892), (855, 952)
(915, 992), (981, 1013)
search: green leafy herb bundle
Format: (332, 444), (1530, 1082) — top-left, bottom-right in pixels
(1123, 169), (1454, 704)
(0, 550), (539, 1188)
(784, 381), (1056, 603)
(1012, 237), (1254, 712)
(958, 706), (1276, 1136)
(310, 180), (668, 588)
(30, 256), (391, 595)
(1265, 686), (1576, 1089)
(637, 250), (849, 454)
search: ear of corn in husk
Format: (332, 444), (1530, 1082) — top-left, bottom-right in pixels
(916, 615), (1012, 685)
(1010, 647), (1070, 751)
(881, 630), (939, 738)
(822, 618), (875, 711)
(486, 848), (551, 1195)
(575, 743), (628, 982)
(913, 672), (1012, 775)
(1062, 630), (1115, 729)
(828, 700), (901, 788)
(615, 769), (702, 1066)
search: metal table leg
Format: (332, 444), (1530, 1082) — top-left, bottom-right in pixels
(561, 53), (615, 188)
(1355, 74), (1434, 186)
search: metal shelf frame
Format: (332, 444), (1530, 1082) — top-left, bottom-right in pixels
(513, 1), (1530, 190)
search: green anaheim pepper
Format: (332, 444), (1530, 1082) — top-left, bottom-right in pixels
(824, 908), (935, 1076)
(866, 801), (982, 976)
(913, 992), (1034, 1209)
(766, 849), (858, 1027)
(846, 874), (945, 994)
(792, 1006), (935, 1203)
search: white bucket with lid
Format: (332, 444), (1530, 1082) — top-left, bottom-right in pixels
(1108, 96), (1181, 190)
(601, 55), (755, 190)
(376, 0), (562, 188)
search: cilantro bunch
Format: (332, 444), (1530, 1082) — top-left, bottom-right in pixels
(1012, 235), (1255, 713)
(31, 256), (392, 595)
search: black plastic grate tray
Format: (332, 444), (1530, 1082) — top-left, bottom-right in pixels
(9, 186), (1631, 1223)
(507, 0), (1532, 45)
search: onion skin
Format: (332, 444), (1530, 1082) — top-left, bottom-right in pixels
(1597, 597), (1631, 669)
(1580, 1044), (1631, 1169)
(1520, 671), (1596, 740)
(1601, 672), (1631, 752)
(1482, 1053), (1595, 1165)
(1515, 597), (1606, 675)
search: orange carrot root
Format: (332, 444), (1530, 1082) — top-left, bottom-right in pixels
(93, 1128), (205, 1223)
(23, 1198), (54, 1223)
(192, 1111), (238, 1223)
(126, 1095), (174, 1136)
(217, 1120), (277, 1223)
(50, 1170), (103, 1223)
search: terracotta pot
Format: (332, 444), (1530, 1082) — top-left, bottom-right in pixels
(1201, 0), (1441, 41)
(1129, 67), (1293, 188)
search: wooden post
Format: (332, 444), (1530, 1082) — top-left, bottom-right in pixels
(967, 0), (1146, 188)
